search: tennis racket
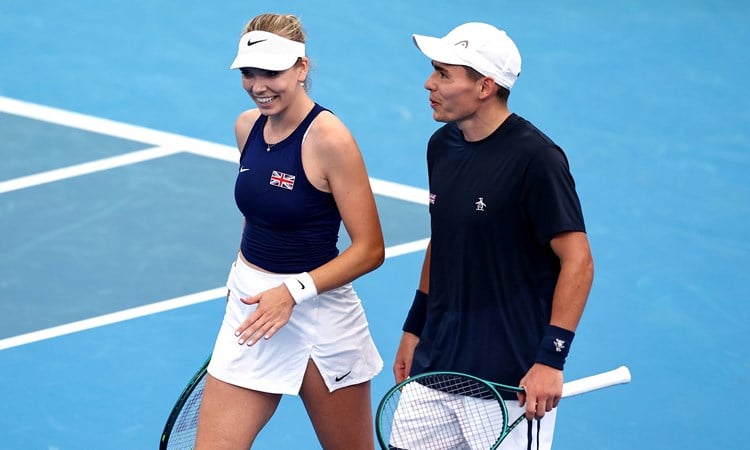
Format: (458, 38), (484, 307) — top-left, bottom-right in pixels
(376, 365), (631, 450)
(159, 355), (211, 450)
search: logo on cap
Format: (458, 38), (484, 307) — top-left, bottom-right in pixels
(247, 38), (267, 47)
(454, 40), (469, 48)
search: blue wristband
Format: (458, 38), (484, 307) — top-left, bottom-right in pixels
(402, 290), (428, 336)
(535, 325), (575, 370)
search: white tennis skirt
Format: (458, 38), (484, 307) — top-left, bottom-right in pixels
(207, 254), (383, 395)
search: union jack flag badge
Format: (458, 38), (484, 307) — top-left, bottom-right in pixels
(270, 170), (295, 190)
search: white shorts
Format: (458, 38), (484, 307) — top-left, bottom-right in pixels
(207, 255), (383, 395)
(389, 382), (557, 450)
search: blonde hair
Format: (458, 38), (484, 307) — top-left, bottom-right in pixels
(243, 13), (306, 43)
(242, 13), (310, 90)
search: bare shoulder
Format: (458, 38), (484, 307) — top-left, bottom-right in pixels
(235, 109), (261, 134)
(306, 110), (357, 155)
(234, 109), (262, 152)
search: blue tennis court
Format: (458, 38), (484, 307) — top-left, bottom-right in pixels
(1, 1), (748, 449)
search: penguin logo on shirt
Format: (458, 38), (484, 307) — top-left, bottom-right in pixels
(475, 197), (487, 211)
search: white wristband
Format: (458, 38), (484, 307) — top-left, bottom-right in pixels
(282, 272), (318, 305)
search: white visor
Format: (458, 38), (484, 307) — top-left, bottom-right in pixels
(230, 30), (305, 71)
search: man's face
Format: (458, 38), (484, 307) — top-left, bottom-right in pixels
(424, 61), (483, 123)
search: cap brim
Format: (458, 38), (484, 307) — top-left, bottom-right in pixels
(229, 54), (299, 71)
(412, 34), (464, 66)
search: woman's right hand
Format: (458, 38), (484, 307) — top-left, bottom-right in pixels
(234, 283), (295, 346)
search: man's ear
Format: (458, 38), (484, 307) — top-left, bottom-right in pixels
(478, 77), (499, 100)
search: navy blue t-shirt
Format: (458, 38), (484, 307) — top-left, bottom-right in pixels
(411, 113), (586, 395)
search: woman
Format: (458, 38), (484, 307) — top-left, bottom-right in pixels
(195, 13), (385, 450)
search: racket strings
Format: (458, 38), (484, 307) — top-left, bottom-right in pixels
(165, 376), (206, 449)
(379, 374), (507, 449)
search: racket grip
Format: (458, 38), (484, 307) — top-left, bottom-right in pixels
(561, 365), (631, 398)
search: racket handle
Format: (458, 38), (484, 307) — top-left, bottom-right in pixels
(561, 365), (631, 398)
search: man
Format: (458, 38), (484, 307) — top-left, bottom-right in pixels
(392, 22), (594, 449)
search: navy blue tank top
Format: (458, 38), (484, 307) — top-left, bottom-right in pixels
(234, 103), (341, 273)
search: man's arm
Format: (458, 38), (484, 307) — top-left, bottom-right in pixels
(393, 240), (432, 383)
(518, 231), (594, 419)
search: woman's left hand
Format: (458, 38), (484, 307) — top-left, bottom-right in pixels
(234, 284), (295, 345)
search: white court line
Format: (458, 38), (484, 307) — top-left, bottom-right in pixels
(0, 239), (430, 351)
(0, 96), (431, 350)
(0, 96), (429, 204)
(384, 237), (430, 259)
(370, 178), (429, 205)
(0, 288), (227, 351)
(0, 146), (180, 194)
(0, 96), (236, 161)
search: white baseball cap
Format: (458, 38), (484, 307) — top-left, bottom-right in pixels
(412, 22), (522, 90)
(230, 30), (306, 71)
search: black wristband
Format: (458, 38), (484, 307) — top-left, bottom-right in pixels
(535, 324), (575, 370)
(402, 290), (428, 336)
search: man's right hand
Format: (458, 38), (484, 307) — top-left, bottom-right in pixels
(392, 332), (420, 383)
